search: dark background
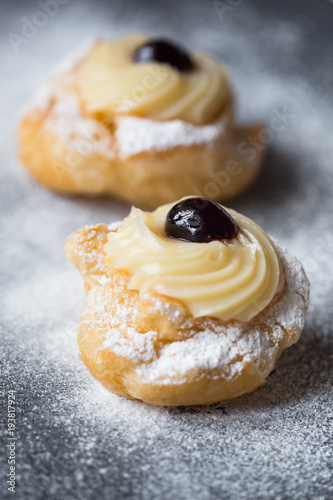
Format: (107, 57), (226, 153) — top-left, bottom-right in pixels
(1, 1), (333, 499)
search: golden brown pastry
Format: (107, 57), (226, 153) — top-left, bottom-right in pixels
(19, 35), (266, 208)
(64, 197), (310, 406)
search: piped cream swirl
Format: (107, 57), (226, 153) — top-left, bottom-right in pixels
(76, 35), (232, 125)
(104, 201), (283, 322)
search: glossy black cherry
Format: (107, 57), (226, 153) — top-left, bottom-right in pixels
(133, 39), (194, 72)
(165, 198), (238, 243)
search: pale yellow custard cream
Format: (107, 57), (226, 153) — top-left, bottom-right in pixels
(104, 201), (284, 322)
(76, 35), (232, 125)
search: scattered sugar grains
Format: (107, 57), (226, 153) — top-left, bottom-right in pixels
(1, 1), (333, 499)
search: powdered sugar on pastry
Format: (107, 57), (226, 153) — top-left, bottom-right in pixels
(103, 327), (158, 364)
(44, 93), (115, 160)
(115, 112), (231, 158)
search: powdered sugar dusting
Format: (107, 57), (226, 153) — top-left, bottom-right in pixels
(3, 1), (333, 499)
(115, 112), (230, 157)
(149, 296), (182, 321)
(43, 92), (115, 159)
(103, 327), (157, 363)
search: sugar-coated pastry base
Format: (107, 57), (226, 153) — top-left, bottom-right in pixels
(64, 224), (309, 407)
(18, 41), (266, 209)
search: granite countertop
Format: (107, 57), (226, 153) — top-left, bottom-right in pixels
(1, 0), (332, 499)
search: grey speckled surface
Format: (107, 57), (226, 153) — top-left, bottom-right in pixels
(1, 0), (333, 499)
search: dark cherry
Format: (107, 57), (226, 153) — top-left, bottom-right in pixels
(133, 39), (194, 72)
(165, 198), (238, 243)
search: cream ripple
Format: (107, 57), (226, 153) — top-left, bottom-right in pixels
(104, 201), (283, 322)
(76, 35), (232, 125)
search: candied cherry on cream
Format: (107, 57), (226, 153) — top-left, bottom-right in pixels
(165, 198), (238, 243)
(133, 39), (194, 72)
